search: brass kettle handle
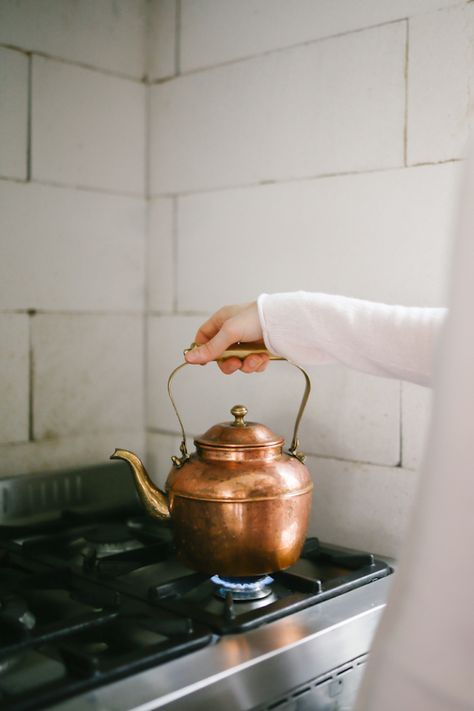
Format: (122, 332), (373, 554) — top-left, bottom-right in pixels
(167, 343), (311, 468)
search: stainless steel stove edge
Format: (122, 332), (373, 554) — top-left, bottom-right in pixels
(50, 575), (392, 711)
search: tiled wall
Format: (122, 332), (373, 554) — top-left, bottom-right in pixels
(1, 1), (470, 557)
(0, 0), (147, 476)
(147, 0), (472, 557)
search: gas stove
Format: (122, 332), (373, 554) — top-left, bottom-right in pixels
(0, 463), (393, 710)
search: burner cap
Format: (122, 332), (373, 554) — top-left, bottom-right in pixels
(81, 524), (143, 559)
(211, 575), (273, 601)
(85, 525), (132, 544)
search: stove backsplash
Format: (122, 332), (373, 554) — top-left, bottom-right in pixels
(1, 0), (464, 560)
(0, 463), (138, 526)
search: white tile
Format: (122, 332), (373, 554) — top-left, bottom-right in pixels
(146, 431), (181, 488)
(0, 314), (29, 445)
(147, 316), (400, 466)
(146, 315), (203, 438)
(0, 47), (28, 179)
(32, 57), (146, 194)
(307, 456), (419, 558)
(181, 0), (462, 72)
(0, 181), (145, 311)
(301, 366), (400, 465)
(177, 162), (460, 313)
(401, 382), (433, 470)
(150, 22), (405, 194)
(147, 199), (175, 312)
(0, 0), (146, 79)
(408, 4), (474, 164)
(0, 430), (145, 477)
(148, 0), (176, 80)
(32, 314), (144, 439)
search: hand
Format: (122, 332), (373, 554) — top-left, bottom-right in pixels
(184, 302), (269, 374)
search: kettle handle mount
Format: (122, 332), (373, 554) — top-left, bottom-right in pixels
(167, 342), (311, 468)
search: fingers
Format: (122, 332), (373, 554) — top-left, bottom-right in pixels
(185, 322), (238, 364)
(191, 350), (269, 375)
(185, 301), (263, 367)
(193, 305), (244, 346)
(240, 354), (269, 373)
(218, 354), (269, 374)
(218, 357), (242, 375)
(256, 357), (269, 373)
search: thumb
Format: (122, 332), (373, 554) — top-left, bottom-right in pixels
(185, 327), (236, 364)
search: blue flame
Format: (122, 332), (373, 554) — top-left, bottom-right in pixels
(211, 574), (273, 591)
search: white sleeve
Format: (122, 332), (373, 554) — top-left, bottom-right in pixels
(257, 291), (446, 386)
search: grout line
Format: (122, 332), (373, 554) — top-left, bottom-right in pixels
(150, 158), (464, 200)
(403, 19), (409, 167)
(144, 70), (151, 200)
(399, 382), (403, 468)
(26, 53), (32, 181)
(0, 427), (147, 448)
(304, 451), (401, 469)
(143, 209), (150, 314)
(147, 427), (199, 441)
(144, 0), (152, 443)
(28, 311), (35, 442)
(30, 178), (145, 199)
(0, 175), (145, 200)
(143, 204), (150, 435)
(175, 0), (181, 75)
(0, 309), (144, 316)
(409, 158), (463, 168)
(147, 428), (182, 437)
(0, 43), (146, 83)
(144, 0), (152, 84)
(467, 5), (473, 123)
(1, 157), (462, 201)
(147, 309), (210, 317)
(0, 175), (29, 185)
(142, 307), (149, 439)
(172, 197), (179, 313)
(151, 16), (407, 85)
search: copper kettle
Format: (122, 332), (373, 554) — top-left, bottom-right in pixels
(111, 343), (313, 576)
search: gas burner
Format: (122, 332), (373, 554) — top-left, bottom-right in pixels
(83, 524), (143, 558)
(211, 575), (274, 601)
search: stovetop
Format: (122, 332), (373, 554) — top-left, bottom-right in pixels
(0, 462), (393, 711)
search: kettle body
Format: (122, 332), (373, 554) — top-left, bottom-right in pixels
(112, 344), (313, 576)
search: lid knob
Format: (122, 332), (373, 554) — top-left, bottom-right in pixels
(231, 405), (247, 427)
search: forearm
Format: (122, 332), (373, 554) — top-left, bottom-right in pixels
(258, 291), (447, 386)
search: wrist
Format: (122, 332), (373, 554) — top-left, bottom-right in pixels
(257, 294), (274, 354)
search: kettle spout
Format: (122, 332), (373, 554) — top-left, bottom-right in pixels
(110, 448), (170, 520)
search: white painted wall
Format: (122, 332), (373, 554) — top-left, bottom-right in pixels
(1, 1), (470, 558)
(0, 0), (147, 475)
(147, 0), (472, 557)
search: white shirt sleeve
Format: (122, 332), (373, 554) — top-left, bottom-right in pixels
(257, 291), (446, 386)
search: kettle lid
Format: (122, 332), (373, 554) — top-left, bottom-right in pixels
(195, 405), (284, 449)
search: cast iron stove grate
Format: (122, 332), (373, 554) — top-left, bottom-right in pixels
(2, 513), (392, 637)
(0, 551), (214, 711)
(0, 511), (175, 578)
(142, 537), (392, 634)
